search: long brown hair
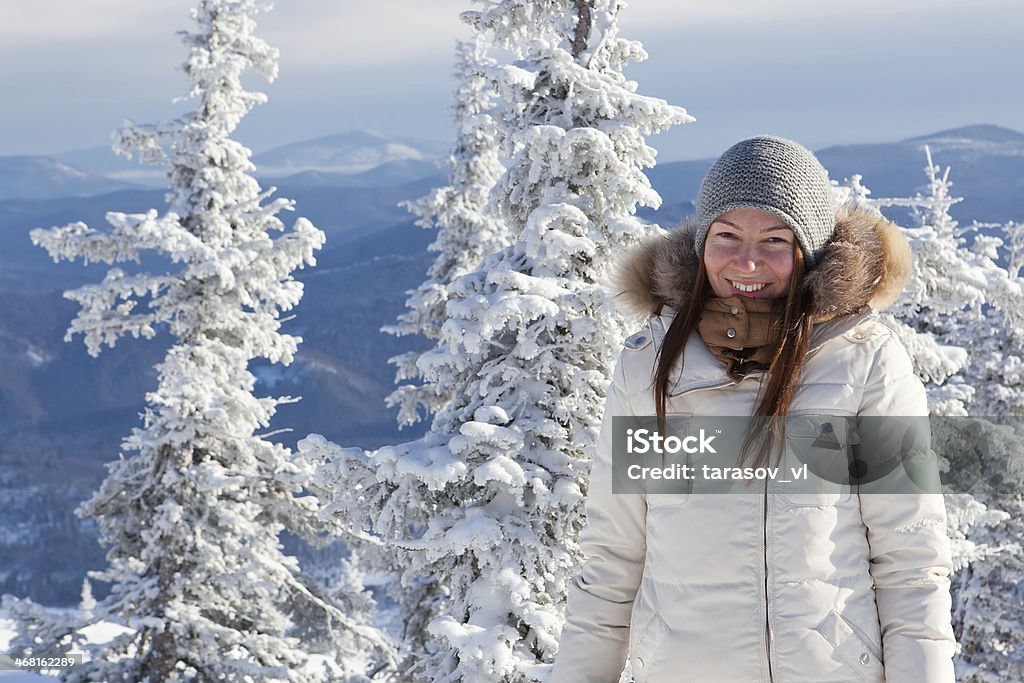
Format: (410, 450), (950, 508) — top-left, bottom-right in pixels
(653, 242), (814, 470)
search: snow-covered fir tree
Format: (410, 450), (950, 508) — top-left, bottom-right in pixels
(384, 29), (511, 428)
(883, 149), (1024, 418)
(947, 213), (1024, 681)
(868, 147), (993, 414)
(24, 1), (395, 680)
(372, 27), (514, 672)
(1005, 220), (1024, 280)
(938, 416), (1024, 683)
(961, 218), (1024, 417)
(901, 147), (989, 344)
(1, 593), (88, 671)
(833, 173), (873, 207)
(841, 154), (1024, 417)
(79, 579), (96, 622)
(301, 1), (691, 681)
(952, 502), (1024, 683)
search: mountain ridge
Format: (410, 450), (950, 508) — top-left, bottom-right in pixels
(0, 155), (140, 201)
(902, 123), (1024, 145)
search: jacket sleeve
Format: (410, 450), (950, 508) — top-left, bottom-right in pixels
(550, 351), (647, 683)
(856, 334), (957, 683)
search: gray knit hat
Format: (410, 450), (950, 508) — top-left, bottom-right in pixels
(694, 135), (836, 270)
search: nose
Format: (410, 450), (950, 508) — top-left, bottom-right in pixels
(732, 242), (760, 271)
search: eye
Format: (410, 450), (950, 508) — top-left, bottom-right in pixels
(713, 230), (739, 240)
(765, 236), (791, 244)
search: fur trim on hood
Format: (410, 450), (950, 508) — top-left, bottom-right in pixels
(613, 202), (911, 321)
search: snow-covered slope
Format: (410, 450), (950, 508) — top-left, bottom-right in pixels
(0, 604), (355, 679)
(904, 123), (1024, 151)
(51, 131), (448, 191)
(51, 146), (166, 188)
(261, 157), (442, 188)
(0, 157), (138, 201)
(253, 130), (446, 176)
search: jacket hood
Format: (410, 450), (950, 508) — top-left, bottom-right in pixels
(613, 202), (912, 321)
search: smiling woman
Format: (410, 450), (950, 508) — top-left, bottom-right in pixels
(551, 136), (957, 682)
(703, 207), (796, 300)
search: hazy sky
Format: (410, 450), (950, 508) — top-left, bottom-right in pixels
(2, 0), (1021, 161)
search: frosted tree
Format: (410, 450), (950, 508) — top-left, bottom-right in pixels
(961, 218), (1024, 417)
(1006, 220), (1024, 280)
(939, 416), (1024, 683)
(863, 147), (992, 414)
(301, 1), (691, 680)
(1, 593), (88, 672)
(948, 214), (1024, 680)
(384, 30), (511, 428)
(842, 153), (1024, 417)
(354, 24), (514, 675)
(902, 147), (989, 342)
(24, 1), (395, 680)
(833, 173), (873, 207)
(79, 579), (96, 622)
(835, 172), (967, 412)
(887, 151), (1024, 417)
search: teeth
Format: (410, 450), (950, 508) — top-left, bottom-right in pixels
(729, 280), (767, 293)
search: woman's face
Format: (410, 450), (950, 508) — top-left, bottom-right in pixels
(703, 207), (796, 300)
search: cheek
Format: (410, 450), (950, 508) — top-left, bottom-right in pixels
(769, 252), (795, 280)
(702, 248), (726, 278)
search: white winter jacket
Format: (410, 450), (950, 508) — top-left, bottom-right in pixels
(551, 205), (957, 683)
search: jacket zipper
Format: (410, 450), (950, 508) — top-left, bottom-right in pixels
(763, 478), (775, 682)
(670, 377), (736, 397)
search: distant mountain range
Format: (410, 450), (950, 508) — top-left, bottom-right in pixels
(0, 124), (1022, 606)
(262, 158), (444, 189)
(33, 130), (451, 193)
(8, 124), (1021, 221)
(643, 124), (1024, 226)
(0, 156), (138, 201)
(253, 130), (449, 177)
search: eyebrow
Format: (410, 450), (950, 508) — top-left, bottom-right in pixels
(712, 218), (791, 232)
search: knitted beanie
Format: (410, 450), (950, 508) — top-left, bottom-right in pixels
(694, 135), (836, 270)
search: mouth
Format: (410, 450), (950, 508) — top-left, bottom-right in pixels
(727, 279), (770, 295)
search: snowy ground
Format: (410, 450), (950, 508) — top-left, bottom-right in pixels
(1, 603), (379, 679)
(1, 608), (55, 680)
(0, 605), (131, 681)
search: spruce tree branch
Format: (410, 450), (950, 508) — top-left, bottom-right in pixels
(572, 0), (594, 60)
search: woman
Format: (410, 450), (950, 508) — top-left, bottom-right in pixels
(550, 136), (956, 682)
